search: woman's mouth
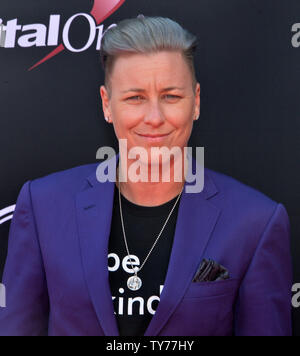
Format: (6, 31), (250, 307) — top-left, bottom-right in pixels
(135, 132), (171, 143)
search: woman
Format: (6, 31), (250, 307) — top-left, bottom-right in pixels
(0, 16), (292, 336)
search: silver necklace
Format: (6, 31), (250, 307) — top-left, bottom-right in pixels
(118, 178), (184, 291)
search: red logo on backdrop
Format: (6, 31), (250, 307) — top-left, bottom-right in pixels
(29, 0), (125, 71)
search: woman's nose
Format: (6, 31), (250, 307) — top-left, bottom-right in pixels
(143, 101), (165, 127)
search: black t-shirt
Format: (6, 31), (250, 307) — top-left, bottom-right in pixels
(108, 184), (181, 336)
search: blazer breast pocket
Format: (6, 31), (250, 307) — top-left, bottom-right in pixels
(183, 277), (240, 299)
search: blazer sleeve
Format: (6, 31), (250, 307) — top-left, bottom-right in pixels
(0, 181), (49, 336)
(234, 203), (293, 336)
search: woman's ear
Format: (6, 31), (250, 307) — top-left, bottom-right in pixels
(100, 85), (112, 123)
(194, 83), (201, 121)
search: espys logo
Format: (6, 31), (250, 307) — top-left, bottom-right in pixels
(0, 0), (125, 70)
(0, 205), (15, 225)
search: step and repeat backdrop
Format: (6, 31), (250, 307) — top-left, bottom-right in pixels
(0, 0), (299, 335)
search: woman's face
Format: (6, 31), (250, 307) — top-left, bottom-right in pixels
(100, 50), (200, 162)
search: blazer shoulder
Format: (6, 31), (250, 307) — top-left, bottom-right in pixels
(205, 167), (279, 212)
(29, 162), (98, 198)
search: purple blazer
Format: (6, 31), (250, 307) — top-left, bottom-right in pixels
(0, 157), (293, 336)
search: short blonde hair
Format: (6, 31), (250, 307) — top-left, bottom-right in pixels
(100, 16), (198, 95)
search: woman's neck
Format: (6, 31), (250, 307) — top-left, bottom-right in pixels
(116, 156), (187, 207)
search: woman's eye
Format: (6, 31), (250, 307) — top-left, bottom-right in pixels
(126, 96), (144, 101)
(163, 94), (181, 100)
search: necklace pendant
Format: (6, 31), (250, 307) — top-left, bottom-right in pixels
(127, 275), (142, 291)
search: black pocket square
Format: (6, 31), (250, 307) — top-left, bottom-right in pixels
(193, 258), (230, 282)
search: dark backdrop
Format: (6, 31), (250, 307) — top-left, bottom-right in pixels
(0, 0), (299, 335)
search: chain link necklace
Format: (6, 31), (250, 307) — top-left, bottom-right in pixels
(117, 177), (184, 291)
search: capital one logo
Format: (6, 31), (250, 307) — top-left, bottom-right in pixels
(0, 0), (125, 70)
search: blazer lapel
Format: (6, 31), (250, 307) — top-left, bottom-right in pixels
(76, 173), (119, 336)
(144, 169), (221, 336)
